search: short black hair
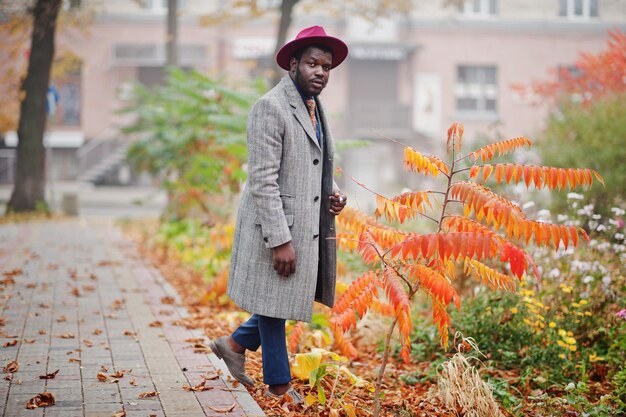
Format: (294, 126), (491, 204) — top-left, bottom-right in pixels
(292, 44), (333, 61)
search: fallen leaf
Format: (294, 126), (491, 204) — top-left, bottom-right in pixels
(38, 329), (47, 335)
(129, 379), (137, 386)
(82, 285), (95, 292)
(38, 303), (50, 309)
(3, 360), (19, 373)
(148, 321), (163, 328)
(26, 283), (36, 289)
(202, 373), (220, 381)
(159, 309), (173, 316)
(70, 288), (80, 297)
(56, 315), (67, 323)
(23, 339), (35, 344)
(161, 296), (175, 305)
(110, 370), (125, 378)
(110, 299), (124, 311)
(3, 340), (18, 348)
(97, 260), (120, 267)
(138, 391), (159, 398)
(182, 380), (213, 392)
(207, 403), (236, 413)
(89, 273), (97, 280)
(3, 268), (23, 279)
(112, 411), (126, 417)
(58, 333), (75, 339)
(101, 365), (108, 372)
(184, 338), (204, 343)
(193, 343), (211, 354)
(68, 358), (81, 364)
(4, 374), (12, 381)
(123, 331), (136, 337)
(25, 392), (55, 409)
(97, 373), (108, 382)
(92, 329), (103, 335)
(39, 370), (59, 380)
(83, 339), (94, 348)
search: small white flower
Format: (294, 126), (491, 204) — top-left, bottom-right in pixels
(572, 202), (578, 208)
(566, 382), (576, 391)
(613, 244), (626, 253)
(611, 207), (626, 216)
(583, 275), (594, 284)
(568, 193), (584, 200)
(596, 224), (607, 232)
(557, 214), (569, 222)
(548, 268), (560, 278)
(602, 276), (612, 286)
(588, 220), (598, 231)
(523, 201), (535, 210)
(589, 239), (598, 247)
(580, 291), (590, 299)
(615, 233), (624, 240)
(592, 214), (602, 220)
(537, 209), (551, 219)
(609, 219), (619, 226)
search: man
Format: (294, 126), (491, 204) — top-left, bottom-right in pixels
(209, 26), (348, 403)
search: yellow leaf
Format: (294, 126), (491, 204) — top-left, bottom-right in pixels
(339, 366), (374, 392)
(343, 403), (357, 417)
(305, 392), (317, 407)
(291, 350), (322, 380)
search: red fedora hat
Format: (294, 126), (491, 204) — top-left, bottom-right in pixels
(276, 25), (348, 71)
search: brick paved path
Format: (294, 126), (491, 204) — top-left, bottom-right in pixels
(0, 219), (265, 417)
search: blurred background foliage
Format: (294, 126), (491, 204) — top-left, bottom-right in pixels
(119, 68), (266, 222)
(540, 94), (626, 216)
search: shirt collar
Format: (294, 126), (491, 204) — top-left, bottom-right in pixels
(289, 75), (313, 103)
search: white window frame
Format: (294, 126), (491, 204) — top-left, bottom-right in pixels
(455, 65), (498, 116)
(560, 0), (599, 19)
(459, 0), (497, 17)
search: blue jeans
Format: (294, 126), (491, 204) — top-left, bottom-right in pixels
(231, 314), (291, 385)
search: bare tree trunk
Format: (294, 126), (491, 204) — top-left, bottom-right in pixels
(7, 0), (62, 213)
(166, 0), (178, 67)
(271, 0), (300, 86)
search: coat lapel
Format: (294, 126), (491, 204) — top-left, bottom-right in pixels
(281, 76), (321, 152)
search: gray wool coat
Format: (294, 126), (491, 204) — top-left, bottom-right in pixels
(227, 76), (339, 323)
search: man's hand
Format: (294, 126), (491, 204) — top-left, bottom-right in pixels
(272, 241), (296, 277)
(329, 192), (347, 215)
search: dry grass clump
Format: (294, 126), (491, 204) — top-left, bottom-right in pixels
(431, 336), (504, 417)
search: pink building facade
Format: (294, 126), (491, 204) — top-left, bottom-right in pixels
(9, 0), (624, 195)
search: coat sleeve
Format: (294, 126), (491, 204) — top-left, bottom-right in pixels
(246, 97), (291, 249)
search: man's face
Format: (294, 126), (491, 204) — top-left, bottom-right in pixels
(290, 47), (333, 97)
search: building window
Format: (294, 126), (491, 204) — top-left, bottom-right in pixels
(459, 0), (498, 16)
(455, 65), (498, 114)
(559, 0), (598, 18)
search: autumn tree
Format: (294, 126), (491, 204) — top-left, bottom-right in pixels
(512, 29), (626, 212)
(199, 0), (412, 84)
(4, 0), (62, 212)
(1, 0), (88, 213)
(512, 30), (626, 105)
(332, 123), (603, 416)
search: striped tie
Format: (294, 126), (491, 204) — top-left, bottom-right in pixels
(306, 98), (317, 133)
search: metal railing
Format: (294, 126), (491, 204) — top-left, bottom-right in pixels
(76, 131), (125, 178)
